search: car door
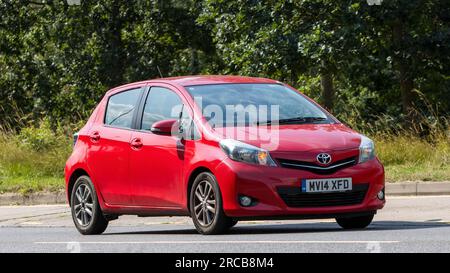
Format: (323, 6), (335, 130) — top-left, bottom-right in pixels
(129, 85), (191, 208)
(87, 87), (144, 205)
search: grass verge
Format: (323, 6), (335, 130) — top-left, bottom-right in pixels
(0, 176), (63, 194)
(0, 120), (71, 194)
(374, 134), (450, 182)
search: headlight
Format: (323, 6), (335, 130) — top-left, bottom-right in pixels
(358, 135), (375, 163)
(219, 139), (277, 166)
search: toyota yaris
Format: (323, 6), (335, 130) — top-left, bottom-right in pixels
(65, 75), (385, 235)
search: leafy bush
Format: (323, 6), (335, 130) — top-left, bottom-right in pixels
(15, 119), (61, 152)
(0, 120), (72, 193)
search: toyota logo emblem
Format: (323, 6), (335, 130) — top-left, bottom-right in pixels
(317, 153), (332, 165)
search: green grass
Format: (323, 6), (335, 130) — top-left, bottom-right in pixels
(0, 120), (72, 194)
(374, 134), (450, 182)
(0, 176), (63, 194)
(0, 121), (449, 194)
(385, 164), (450, 182)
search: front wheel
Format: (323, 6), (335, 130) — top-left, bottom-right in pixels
(189, 172), (233, 235)
(335, 214), (374, 230)
(70, 176), (108, 235)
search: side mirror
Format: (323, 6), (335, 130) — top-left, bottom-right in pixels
(150, 119), (180, 136)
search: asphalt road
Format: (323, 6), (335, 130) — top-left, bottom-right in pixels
(1, 196), (450, 253)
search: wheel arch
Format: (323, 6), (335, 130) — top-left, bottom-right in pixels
(67, 168), (90, 204)
(186, 166), (214, 212)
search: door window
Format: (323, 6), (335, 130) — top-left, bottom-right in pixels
(141, 87), (183, 130)
(104, 88), (142, 128)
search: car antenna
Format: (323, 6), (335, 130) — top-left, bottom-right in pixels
(157, 65), (164, 78)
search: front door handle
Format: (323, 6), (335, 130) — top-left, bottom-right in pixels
(89, 131), (100, 142)
(130, 138), (143, 150)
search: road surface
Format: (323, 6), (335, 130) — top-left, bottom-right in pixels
(1, 195), (449, 253)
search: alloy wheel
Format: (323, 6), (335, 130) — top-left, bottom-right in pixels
(73, 184), (94, 226)
(193, 180), (216, 226)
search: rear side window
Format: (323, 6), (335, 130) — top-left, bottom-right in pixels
(141, 87), (183, 130)
(104, 88), (142, 128)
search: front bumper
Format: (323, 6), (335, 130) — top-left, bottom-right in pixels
(214, 157), (385, 219)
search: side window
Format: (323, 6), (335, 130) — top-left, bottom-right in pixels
(104, 88), (142, 129)
(141, 87), (183, 130)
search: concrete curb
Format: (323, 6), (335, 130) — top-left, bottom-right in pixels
(0, 191), (66, 206)
(1, 182), (449, 206)
(386, 181), (450, 196)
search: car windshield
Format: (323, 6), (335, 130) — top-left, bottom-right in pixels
(186, 83), (332, 128)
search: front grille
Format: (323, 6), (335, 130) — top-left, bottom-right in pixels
(277, 183), (369, 208)
(276, 156), (358, 174)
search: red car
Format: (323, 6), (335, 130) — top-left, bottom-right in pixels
(65, 75), (385, 235)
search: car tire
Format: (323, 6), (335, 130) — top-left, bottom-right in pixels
(190, 172), (233, 235)
(335, 214), (374, 230)
(70, 176), (108, 235)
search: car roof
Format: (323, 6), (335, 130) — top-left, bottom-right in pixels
(106, 75), (281, 96)
(151, 75), (280, 86)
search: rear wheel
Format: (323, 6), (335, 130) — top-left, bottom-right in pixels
(70, 176), (108, 235)
(335, 214), (374, 230)
(190, 172), (233, 235)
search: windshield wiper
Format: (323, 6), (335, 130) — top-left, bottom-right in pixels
(256, 116), (327, 125)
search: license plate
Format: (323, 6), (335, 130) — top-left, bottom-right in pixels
(302, 178), (352, 193)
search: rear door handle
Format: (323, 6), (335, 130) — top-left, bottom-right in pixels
(130, 138), (143, 150)
(90, 131), (100, 142)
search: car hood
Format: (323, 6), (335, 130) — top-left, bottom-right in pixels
(213, 123), (362, 152)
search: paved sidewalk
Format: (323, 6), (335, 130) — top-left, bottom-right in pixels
(386, 181), (450, 196)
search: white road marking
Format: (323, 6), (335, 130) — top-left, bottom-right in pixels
(35, 240), (399, 245)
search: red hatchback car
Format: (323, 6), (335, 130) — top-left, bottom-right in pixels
(65, 75), (385, 235)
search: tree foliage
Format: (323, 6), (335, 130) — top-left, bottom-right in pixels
(0, 0), (449, 133)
